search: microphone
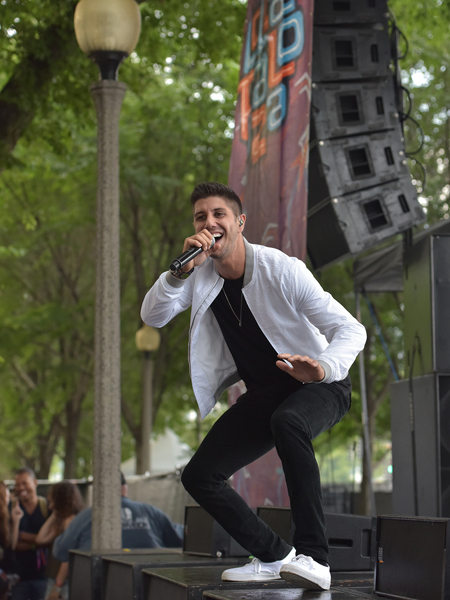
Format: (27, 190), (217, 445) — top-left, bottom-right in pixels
(170, 236), (216, 276)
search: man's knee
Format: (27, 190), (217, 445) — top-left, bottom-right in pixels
(181, 457), (211, 494)
(270, 405), (310, 439)
(181, 454), (224, 498)
(180, 460), (197, 493)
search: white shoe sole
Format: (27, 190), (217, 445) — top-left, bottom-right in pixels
(280, 569), (330, 590)
(221, 573), (282, 582)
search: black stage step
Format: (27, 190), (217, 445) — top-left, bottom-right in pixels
(203, 589), (376, 600)
(141, 565), (298, 600)
(101, 553), (246, 600)
(68, 547), (181, 600)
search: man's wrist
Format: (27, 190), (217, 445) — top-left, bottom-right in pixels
(314, 360), (331, 382)
(171, 267), (194, 280)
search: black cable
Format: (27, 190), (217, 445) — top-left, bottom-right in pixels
(404, 114), (425, 155)
(395, 25), (409, 60)
(399, 86), (412, 121)
(408, 334), (421, 516)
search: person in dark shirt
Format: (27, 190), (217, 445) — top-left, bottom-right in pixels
(52, 473), (183, 563)
(11, 469), (49, 600)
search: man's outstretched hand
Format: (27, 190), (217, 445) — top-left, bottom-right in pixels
(276, 354), (325, 383)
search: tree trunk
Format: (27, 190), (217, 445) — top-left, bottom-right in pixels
(0, 11), (79, 172)
(64, 403), (83, 479)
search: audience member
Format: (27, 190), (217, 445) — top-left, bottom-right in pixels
(1, 482), (24, 573)
(53, 473), (183, 562)
(11, 468), (49, 600)
(36, 482), (84, 600)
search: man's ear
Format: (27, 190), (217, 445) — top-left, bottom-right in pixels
(238, 215), (246, 228)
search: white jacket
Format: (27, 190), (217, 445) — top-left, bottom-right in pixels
(141, 239), (366, 418)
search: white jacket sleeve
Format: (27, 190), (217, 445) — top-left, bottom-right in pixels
(140, 271), (194, 327)
(291, 261), (366, 382)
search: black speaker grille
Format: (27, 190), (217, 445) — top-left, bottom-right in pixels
(375, 96), (385, 115)
(363, 198), (389, 230)
(339, 94), (362, 124)
(334, 40), (355, 68)
(333, 1), (351, 10)
(398, 194), (410, 213)
(370, 43), (379, 63)
(348, 146), (373, 178)
(384, 146), (394, 165)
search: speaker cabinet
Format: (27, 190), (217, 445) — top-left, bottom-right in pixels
(183, 506), (250, 557)
(309, 130), (410, 203)
(314, 0), (388, 26)
(308, 177), (421, 269)
(256, 506), (374, 571)
(404, 234), (450, 377)
(311, 78), (398, 140)
(374, 515), (450, 600)
(391, 374), (450, 518)
(312, 26), (391, 82)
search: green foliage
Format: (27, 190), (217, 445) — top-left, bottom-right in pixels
(389, 0), (450, 222)
(0, 0), (448, 486)
(0, 0), (244, 477)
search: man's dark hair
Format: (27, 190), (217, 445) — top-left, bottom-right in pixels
(120, 471), (127, 486)
(190, 182), (242, 216)
(15, 467), (36, 480)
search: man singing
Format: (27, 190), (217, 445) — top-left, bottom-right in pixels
(141, 182), (366, 590)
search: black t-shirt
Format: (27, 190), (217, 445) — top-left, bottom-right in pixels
(211, 275), (303, 397)
(14, 499), (48, 580)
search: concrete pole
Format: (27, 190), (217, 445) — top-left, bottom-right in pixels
(355, 290), (377, 517)
(139, 352), (154, 474)
(90, 79), (126, 550)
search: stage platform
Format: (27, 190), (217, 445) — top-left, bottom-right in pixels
(141, 565), (375, 600)
(203, 588), (377, 600)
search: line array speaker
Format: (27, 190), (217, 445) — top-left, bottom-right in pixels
(308, 0), (425, 270)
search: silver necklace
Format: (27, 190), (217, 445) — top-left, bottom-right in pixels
(222, 286), (243, 327)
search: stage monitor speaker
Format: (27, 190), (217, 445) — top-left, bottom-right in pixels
(312, 26), (391, 82)
(307, 176), (422, 269)
(374, 515), (450, 600)
(183, 505), (250, 558)
(314, 0), (388, 26)
(404, 234), (450, 377)
(257, 506), (374, 571)
(311, 78), (398, 140)
(391, 374), (450, 518)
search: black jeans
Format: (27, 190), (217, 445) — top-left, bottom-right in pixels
(181, 377), (351, 565)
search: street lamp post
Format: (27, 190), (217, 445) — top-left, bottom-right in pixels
(135, 325), (161, 474)
(74, 0), (141, 549)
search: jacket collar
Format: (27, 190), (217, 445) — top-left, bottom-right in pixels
(243, 237), (254, 288)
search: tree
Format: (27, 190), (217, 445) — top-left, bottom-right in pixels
(0, 1), (245, 477)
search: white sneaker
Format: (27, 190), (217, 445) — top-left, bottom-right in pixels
(280, 554), (331, 590)
(221, 548), (296, 582)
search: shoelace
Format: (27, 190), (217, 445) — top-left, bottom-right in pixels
(250, 557), (262, 573)
(291, 554), (314, 570)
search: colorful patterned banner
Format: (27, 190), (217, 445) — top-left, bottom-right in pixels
(229, 0), (314, 260)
